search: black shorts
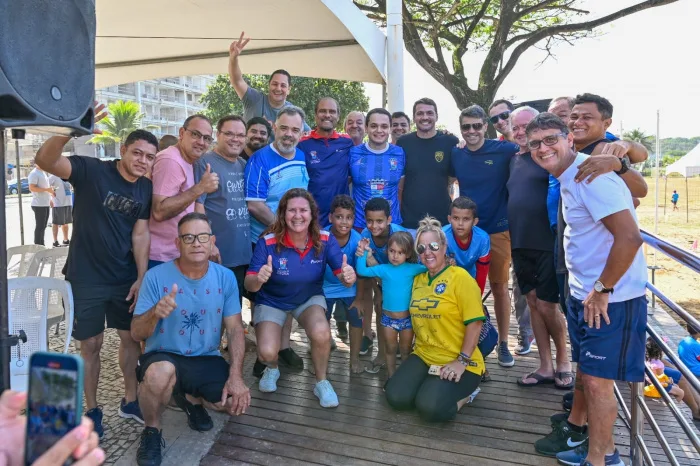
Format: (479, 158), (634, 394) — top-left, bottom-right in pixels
(70, 282), (134, 340)
(51, 206), (73, 225)
(228, 265), (253, 306)
(136, 351), (230, 403)
(511, 248), (559, 304)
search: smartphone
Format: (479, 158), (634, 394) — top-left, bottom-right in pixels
(25, 352), (84, 466)
(428, 364), (442, 376)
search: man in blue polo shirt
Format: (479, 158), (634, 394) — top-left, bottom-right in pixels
(451, 104), (520, 368)
(298, 97), (354, 226)
(245, 106), (309, 372)
(349, 108), (405, 229)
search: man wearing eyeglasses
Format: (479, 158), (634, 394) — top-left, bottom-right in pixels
(149, 114), (220, 268)
(488, 99), (515, 141)
(194, 115), (251, 304)
(508, 107), (573, 393)
(450, 104), (520, 368)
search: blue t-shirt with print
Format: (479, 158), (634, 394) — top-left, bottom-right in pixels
(349, 143), (405, 228)
(244, 144), (309, 240)
(356, 252), (426, 312)
(443, 224), (491, 279)
(323, 228), (361, 299)
(247, 231), (344, 310)
(134, 261), (241, 357)
(360, 223), (407, 265)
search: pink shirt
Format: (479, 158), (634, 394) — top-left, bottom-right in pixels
(148, 145), (195, 262)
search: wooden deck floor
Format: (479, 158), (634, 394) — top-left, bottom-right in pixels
(202, 295), (700, 466)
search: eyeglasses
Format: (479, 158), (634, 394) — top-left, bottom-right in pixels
(489, 111), (511, 124)
(460, 123), (484, 132)
(416, 242), (440, 254)
(220, 131), (246, 139)
(184, 128), (214, 144)
(179, 233), (212, 244)
(527, 132), (568, 150)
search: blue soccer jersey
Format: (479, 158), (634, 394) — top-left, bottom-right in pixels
(360, 223), (408, 265)
(298, 130), (354, 226)
(244, 144), (309, 240)
(349, 143), (405, 228)
(443, 224), (491, 279)
(323, 227), (362, 299)
(450, 140), (519, 234)
(247, 231), (344, 310)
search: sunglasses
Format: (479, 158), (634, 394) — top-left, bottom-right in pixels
(527, 132), (568, 150)
(416, 242), (440, 254)
(489, 111), (511, 124)
(460, 123), (484, 131)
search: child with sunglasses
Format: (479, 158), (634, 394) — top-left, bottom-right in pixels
(356, 231), (426, 377)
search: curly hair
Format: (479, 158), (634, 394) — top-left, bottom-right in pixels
(415, 216), (447, 254)
(388, 231), (418, 264)
(264, 188), (323, 256)
(645, 337), (663, 361)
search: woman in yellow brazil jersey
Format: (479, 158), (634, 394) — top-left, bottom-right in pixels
(385, 216), (485, 422)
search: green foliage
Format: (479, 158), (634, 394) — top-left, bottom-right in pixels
(88, 100), (150, 145)
(623, 128), (654, 152)
(200, 74), (370, 130)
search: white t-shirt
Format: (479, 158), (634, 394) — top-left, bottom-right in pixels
(27, 168), (51, 207)
(558, 153), (647, 302)
(48, 174), (72, 208)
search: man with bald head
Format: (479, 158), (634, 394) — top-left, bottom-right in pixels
(507, 106), (572, 391)
(344, 111), (366, 146)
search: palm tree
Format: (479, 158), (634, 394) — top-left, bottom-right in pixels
(623, 128), (655, 152)
(88, 100), (149, 145)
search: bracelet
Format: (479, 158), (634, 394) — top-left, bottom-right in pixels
(458, 352), (471, 365)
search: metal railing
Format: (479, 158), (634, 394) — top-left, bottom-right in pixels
(620, 229), (700, 465)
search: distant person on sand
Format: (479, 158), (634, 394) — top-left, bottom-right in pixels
(672, 190), (679, 211)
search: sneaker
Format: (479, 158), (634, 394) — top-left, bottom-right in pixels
(555, 441), (588, 466)
(85, 406), (104, 439)
(62, 239), (70, 246)
(136, 427), (165, 466)
(563, 391), (574, 411)
(336, 322), (348, 339)
(259, 367), (280, 393)
(52, 241), (60, 248)
(172, 392), (213, 431)
(252, 358), (266, 378)
(515, 335), (534, 355)
(359, 336), (373, 356)
(314, 379), (339, 408)
(535, 418), (588, 456)
(278, 348), (304, 369)
(550, 412), (570, 426)
(497, 341), (515, 367)
(119, 398), (144, 424)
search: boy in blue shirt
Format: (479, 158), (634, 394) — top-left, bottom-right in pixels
(323, 195), (364, 373)
(357, 197), (407, 371)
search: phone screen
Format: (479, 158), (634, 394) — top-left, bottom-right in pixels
(25, 355), (81, 465)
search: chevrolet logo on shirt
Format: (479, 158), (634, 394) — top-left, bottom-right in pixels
(410, 298), (440, 311)
(484, 160), (494, 165)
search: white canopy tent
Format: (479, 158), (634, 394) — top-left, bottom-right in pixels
(95, 0), (387, 88)
(666, 143), (700, 177)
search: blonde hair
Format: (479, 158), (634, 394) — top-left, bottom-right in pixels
(415, 216), (447, 254)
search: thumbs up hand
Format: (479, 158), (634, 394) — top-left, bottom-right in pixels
(198, 163), (219, 194)
(155, 284), (178, 319)
(340, 254), (356, 286)
(257, 255), (274, 285)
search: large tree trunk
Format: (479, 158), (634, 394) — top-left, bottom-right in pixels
(445, 85), (499, 138)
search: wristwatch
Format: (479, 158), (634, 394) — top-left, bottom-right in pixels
(594, 280), (614, 294)
(615, 155), (630, 176)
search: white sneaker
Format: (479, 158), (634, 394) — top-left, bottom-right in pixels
(259, 367), (280, 393)
(313, 380), (339, 408)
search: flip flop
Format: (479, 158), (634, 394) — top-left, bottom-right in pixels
(364, 361), (386, 374)
(517, 372), (555, 387)
(555, 371), (575, 390)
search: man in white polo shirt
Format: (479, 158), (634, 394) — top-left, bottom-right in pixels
(526, 112), (647, 466)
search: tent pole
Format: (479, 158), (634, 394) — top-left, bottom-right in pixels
(386, 0), (404, 113)
(663, 175), (667, 217)
(686, 176), (689, 223)
(0, 129), (10, 391)
(12, 130), (26, 245)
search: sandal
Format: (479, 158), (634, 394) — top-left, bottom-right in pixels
(517, 371), (555, 387)
(364, 361), (386, 374)
(555, 371), (575, 390)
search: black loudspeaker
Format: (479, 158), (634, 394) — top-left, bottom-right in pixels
(0, 0), (96, 136)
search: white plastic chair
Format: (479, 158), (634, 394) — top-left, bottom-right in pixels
(7, 244), (46, 278)
(26, 248), (69, 334)
(8, 277), (74, 392)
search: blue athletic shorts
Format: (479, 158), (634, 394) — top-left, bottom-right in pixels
(381, 312), (412, 332)
(567, 295), (647, 382)
(663, 366), (682, 384)
(325, 297), (362, 328)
